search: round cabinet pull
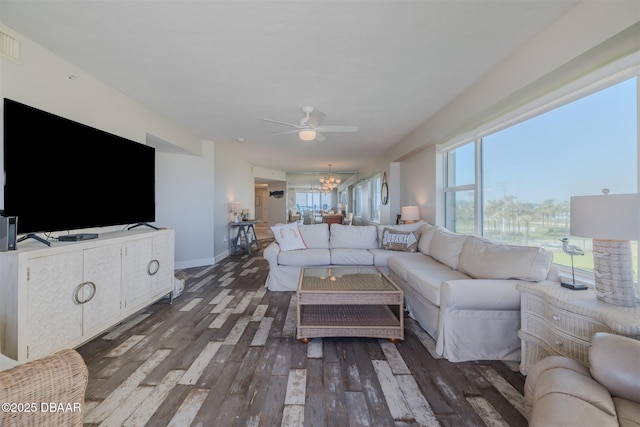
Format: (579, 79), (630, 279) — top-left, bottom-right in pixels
(554, 340), (563, 347)
(73, 281), (97, 305)
(552, 314), (560, 322)
(148, 259), (160, 276)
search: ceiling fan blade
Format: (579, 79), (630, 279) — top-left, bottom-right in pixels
(316, 125), (359, 133)
(272, 129), (300, 136)
(261, 118), (301, 129)
(315, 132), (327, 142)
(308, 110), (327, 127)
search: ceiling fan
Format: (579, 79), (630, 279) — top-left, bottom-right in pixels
(261, 106), (358, 142)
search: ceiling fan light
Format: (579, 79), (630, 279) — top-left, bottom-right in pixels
(299, 129), (316, 141)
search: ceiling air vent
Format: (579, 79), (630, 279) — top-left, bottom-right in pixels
(0, 29), (20, 62)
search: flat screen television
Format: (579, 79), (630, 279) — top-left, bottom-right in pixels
(3, 98), (155, 235)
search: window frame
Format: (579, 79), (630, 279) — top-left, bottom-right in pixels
(370, 173), (382, 223)
(439, 58), (639, 284)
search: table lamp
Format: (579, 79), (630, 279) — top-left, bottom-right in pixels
(401, 206), (420, 224)
(570, 190), (639, 307)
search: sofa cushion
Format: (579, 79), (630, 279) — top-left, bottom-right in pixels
(299, 223), (330, 249)
(381, 228), (419, 252)
(406, 268), (471, 307)
(368, 248), (398, 267)
(429, 227), (467, 270)
(376, 222), (425, 248)
(277, 248), (330, 266)
(330, 224), (378, 249)
(388, 253), (451, 281)
(418, 224), (436, 255)
(271, 223), (307, 251)
(458, 235), (553, 281)
(330, 248), (374, 265)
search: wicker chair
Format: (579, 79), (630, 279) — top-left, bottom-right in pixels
(0, 349), (88, 426)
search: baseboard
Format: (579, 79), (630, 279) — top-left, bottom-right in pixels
(175, 257), (216, 270)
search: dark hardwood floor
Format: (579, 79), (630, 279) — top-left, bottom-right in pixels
(78, 239), (528, 426)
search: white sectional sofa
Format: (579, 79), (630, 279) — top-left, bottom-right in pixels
(263, 222), (558, 362)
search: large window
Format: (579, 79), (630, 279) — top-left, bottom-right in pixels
(444, 76), (638, 277)
(295, 191), (333, 213)
(370, 173), (382, 222)
(353, 182), (363, 217)
(444, 142), (477, 234)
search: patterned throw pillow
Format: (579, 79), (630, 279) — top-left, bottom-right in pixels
(381, 228), (419, 252)
(271, 223), (307, 251)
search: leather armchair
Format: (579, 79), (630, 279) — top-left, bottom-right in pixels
(524, 332), (640, 427)
(0, 349), (88, 426)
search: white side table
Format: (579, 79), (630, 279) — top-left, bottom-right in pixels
(517, 282), (640, 375)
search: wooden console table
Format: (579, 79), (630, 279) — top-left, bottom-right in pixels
(321, 213), (343, 228)
(517, 282), (640, 375)
(229, 220), (259, 255)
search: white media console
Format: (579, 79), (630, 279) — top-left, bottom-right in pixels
(0, 228), (174, 364)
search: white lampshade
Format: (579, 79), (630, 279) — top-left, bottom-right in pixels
(570, 193), (640, 240)
(401, 206), (420, 222)
(299, 128), (316, 141)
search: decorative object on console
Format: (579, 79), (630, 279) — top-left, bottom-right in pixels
(559, 237), (587, 290)
(570, 190), (639, 306)
(400, 206), (420, 224)
(319, 164), (341, 193)
(233, 202), (242, 223)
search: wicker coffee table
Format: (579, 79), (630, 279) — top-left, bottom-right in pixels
(296, 267), (404, 343)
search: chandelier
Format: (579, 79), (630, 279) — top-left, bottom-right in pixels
(319, 164), (341, 193)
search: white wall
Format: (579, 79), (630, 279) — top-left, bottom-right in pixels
(155, 142), (215, 268)
(263, 181), (287, 226)
(213, 143), (255, 263)
(254, 187), (268, 222)
(400, 146), (437, 224)
(0, 27), (202, 155)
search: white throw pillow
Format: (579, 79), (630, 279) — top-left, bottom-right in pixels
(429, 227), (467, 270)
(271, 223), (307, 251)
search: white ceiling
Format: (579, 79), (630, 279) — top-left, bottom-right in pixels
(0, 0), (579, 180)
